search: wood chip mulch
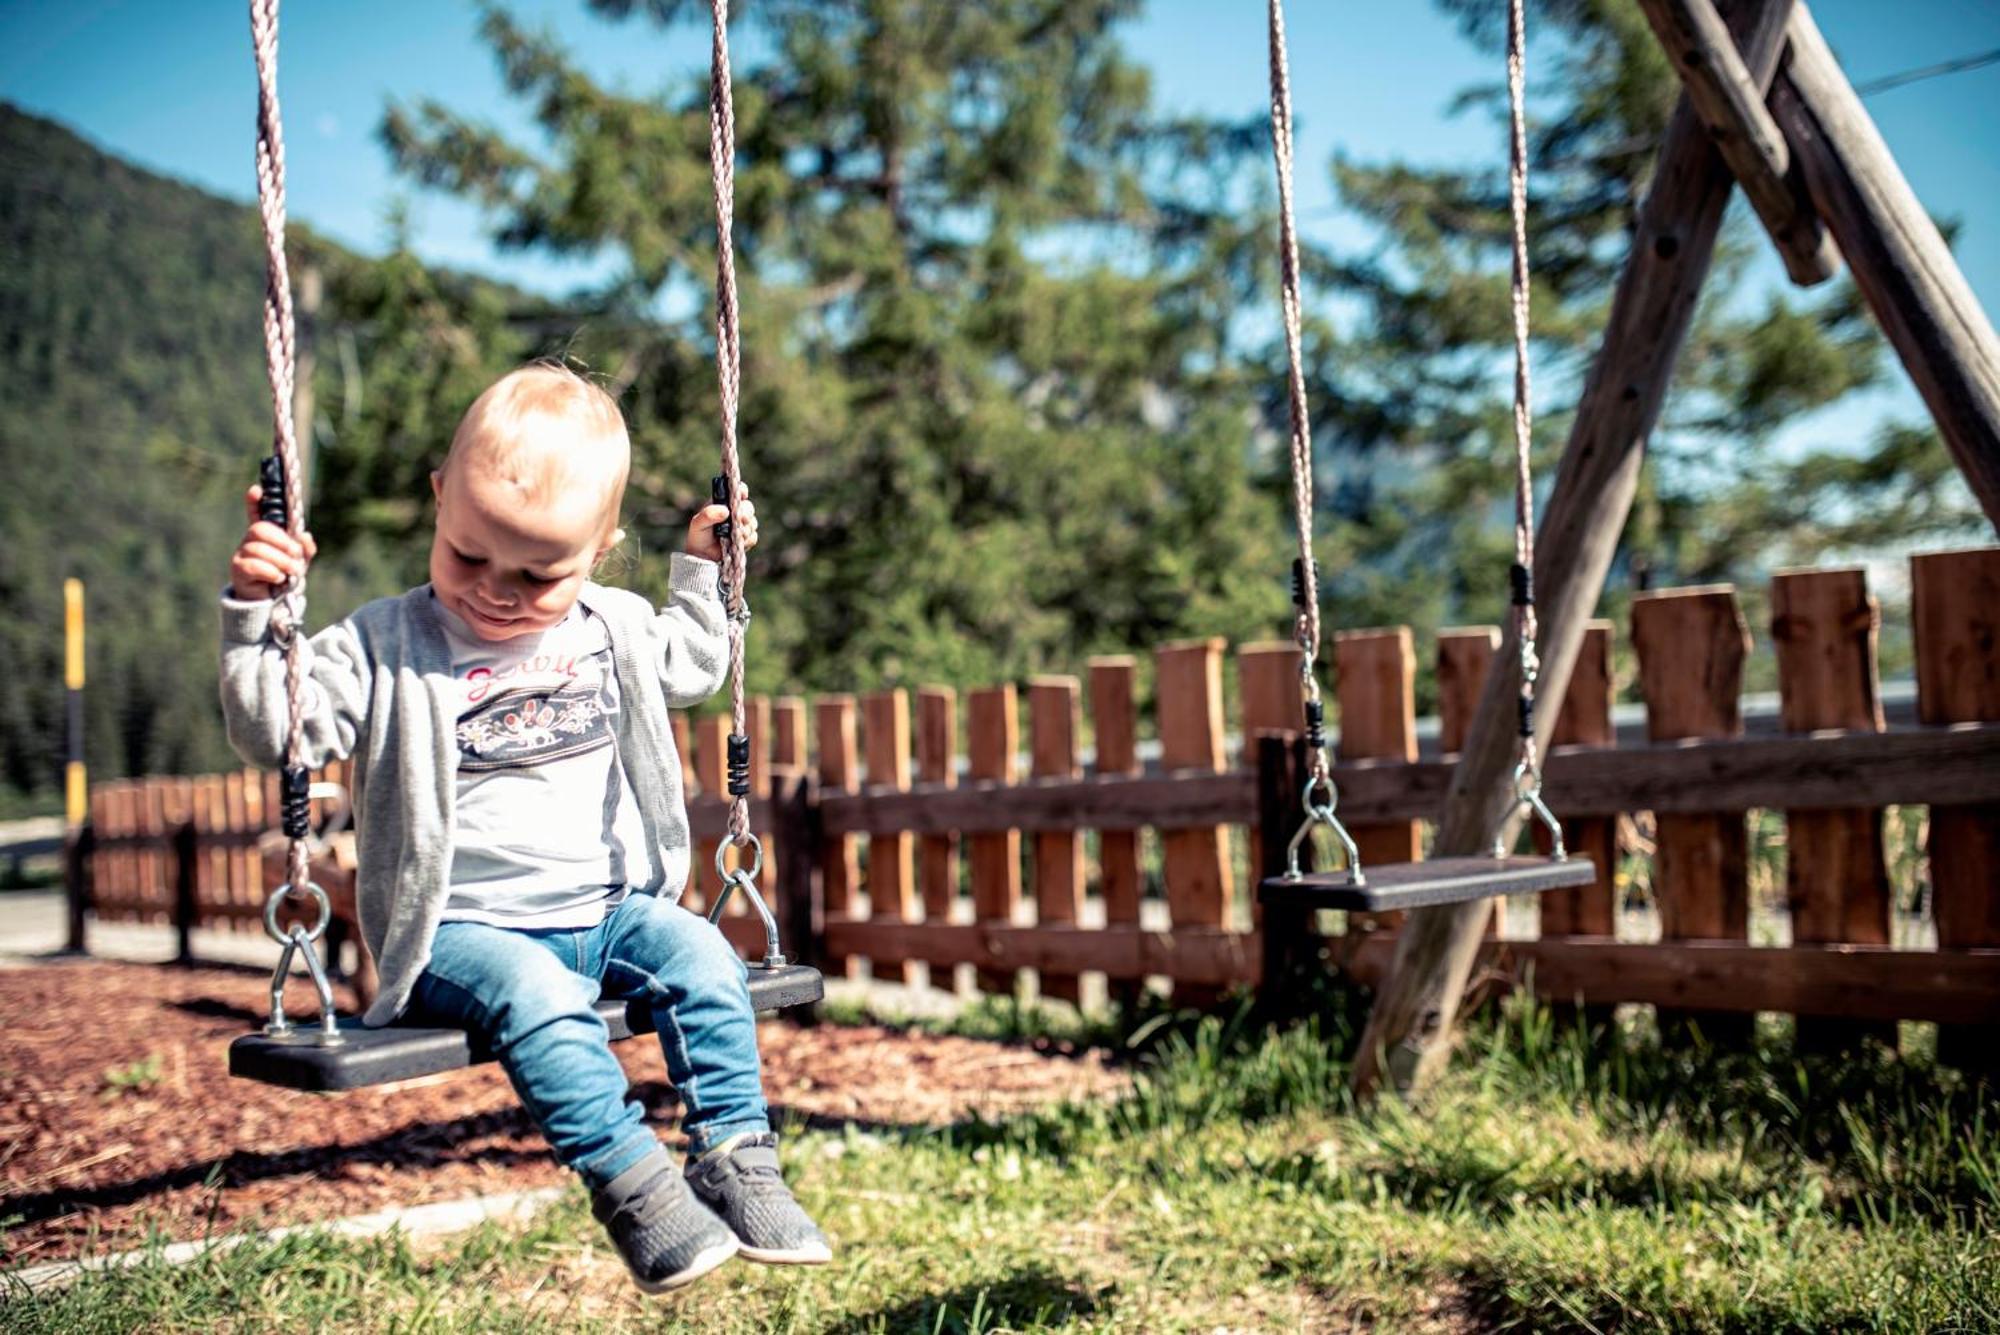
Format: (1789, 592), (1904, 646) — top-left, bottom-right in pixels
(0, 959), (1129, 1267)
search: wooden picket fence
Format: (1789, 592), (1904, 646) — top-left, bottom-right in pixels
(75, 548), (2000, 1048)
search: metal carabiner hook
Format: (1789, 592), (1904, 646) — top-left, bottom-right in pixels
(1494, 760), (1569, 861)
(1283, 774), (1365, 885)
(260, 881), (342, 1045)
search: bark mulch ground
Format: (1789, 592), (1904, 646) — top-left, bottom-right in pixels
(0, 958), (1129, 1267)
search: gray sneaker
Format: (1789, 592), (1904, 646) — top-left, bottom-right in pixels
(591, 1149), (740, 1293)
(685, 1132), (833, 1265)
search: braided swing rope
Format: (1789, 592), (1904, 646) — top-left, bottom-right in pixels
(708, 0), (754, 851)
(1266, 0), (1561, 877)
(249, 0), (312, 904)
(702, 0), (789, 961)
(1503, 0), (1544, 789)
(248, 0), (341, 1038)
(1265, 0), (1327, 790)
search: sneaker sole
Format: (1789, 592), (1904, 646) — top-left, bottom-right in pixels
(738, 1240), (833, 1266)
(628, 1236), (741, 1294)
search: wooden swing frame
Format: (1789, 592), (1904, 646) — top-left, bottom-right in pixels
(1332, 0), (2000, 1100)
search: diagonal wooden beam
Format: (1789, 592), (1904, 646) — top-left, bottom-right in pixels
(1634, 0), (1837, 285)
(1770, 7), (2000, 530)
(1348, 0), (1799, 1101)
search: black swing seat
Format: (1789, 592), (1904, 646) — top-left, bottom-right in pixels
(1259, 854), (1597, 915)
(228, 962), (824, 1093)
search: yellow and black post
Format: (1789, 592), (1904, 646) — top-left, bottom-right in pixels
(63, 578), (89, 952)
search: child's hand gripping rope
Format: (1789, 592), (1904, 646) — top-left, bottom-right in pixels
(683, 481), (759, 563)
(229, 484), (317, 602)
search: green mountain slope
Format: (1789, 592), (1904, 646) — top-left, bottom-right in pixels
(0, 102), (289, 804)
(0, 103), (526, 807)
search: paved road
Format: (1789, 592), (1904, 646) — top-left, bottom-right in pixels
(0, 890), (284, 971)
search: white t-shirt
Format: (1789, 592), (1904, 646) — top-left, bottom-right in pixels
(435, 597), (650, 928)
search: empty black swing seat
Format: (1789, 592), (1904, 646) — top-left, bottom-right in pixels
(229, 962), (824, 1094)
(1258, 854), (1597, 915)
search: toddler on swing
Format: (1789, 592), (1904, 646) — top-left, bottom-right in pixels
(219, 361), (830, 1292)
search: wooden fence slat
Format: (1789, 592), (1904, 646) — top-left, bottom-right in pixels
(815, 695), (861, 977)
(1633, 585), (1752, 1045)
(1029, 676), (1084, 1004)
(917, 686), (959, 988)
(211, 775), (245, 932)
(772, 699), (807, 774)
(115, 781), (143, 921)
(769, 697), (808, 966)
(1773, 568), (1894, 1051)
(1157, 639), (1232, 1006)
(1089, 656), (1143, 1010)
(140, 779), (171, 924)
(1335, 628), (1420, 932)
(167, 777), (194, 944)
(1436, 628), (1500, 758)
(191, 775), (217, 917)
(967, 685), (1022, 995)
(1239, 642), (1304, 931)
(1436, 628), (1502, 937)
(85, 783), (112, 917)
(1912, 547), (2000, 1072)
(115, 781), (140, 920)
(1155, 639), (1233, 931)
(224, 772), (251, 925)
(1540, 621), (1620, 938)
(864, 689), (917, 984)
(99, 782), (128, 920)
(1087, 658), (1142, 932)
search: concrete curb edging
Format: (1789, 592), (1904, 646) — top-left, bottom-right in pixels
(6, 1185), (569, 1295)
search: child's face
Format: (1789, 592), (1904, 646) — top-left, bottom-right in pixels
(429, 460), (615, 642)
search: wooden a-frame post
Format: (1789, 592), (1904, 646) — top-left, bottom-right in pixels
(1349, 0), (2000, 1100)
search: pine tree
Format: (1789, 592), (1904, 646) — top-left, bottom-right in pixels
(1295, 0), (1977, 698)
(374, 0), (1294, 699)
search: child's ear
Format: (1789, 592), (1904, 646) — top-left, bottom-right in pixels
(430, 470), (444, 505)
(594, 528), (627, 569)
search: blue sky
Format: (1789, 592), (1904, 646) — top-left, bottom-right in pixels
(4, 0), (1998, 458)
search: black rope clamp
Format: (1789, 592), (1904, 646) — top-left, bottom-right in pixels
(1290, 557), (1310, 610)
(259, 455), (288, 528)
(727, 733), (752, 796)
(710, 474), (733, 549)
(1509, 561), (1534, 607)
(1517, 695), (1536, 739)
(281, 765), (312, 839)
(1304, 699), (1327, 751)
(710, 474), (738, 608)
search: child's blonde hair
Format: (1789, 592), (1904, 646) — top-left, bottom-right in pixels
(441, 362), (631, 524)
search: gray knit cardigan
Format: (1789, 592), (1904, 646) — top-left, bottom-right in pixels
(218, 555), (728, 1026)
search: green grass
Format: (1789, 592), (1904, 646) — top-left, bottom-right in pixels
(7, 990), (1997, 1333)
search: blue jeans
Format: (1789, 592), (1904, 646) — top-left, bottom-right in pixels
(406, 892), (769, 1190)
